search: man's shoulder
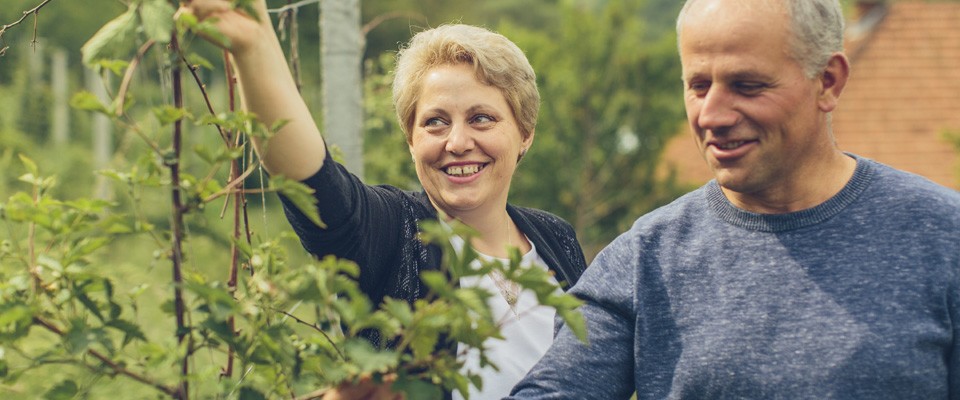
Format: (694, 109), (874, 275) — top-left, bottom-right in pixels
(866, 158), (960, 208)
(630, 185), (712, 230)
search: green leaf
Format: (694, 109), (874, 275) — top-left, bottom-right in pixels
(343, 339), (398, 375)
(43, 380), (79, 400)
(184, 52), (215, 70)
(237, 387), (268, 400)
(392, 378), (443, 400)
(17, 154), (38, 176)
(0, 303), (33, 341)
(558, 308), (588, 344)
(194, 144), (243, 165)
(81, 8), (138, 66)
(270, 176), (324, 228)
(233, 0), (261, 22)
(139, 0), (175, 43)
(152, 105), (191, 126)
(70, 91), (112, 115)
(192, 19), (230, 48)
(106, 319), (147, 346)
(95, 60), (130, 76)
(381, 298), (413, 326)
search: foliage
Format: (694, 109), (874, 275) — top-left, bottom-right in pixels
(502, 0), (690, 257)
(1, 1), (586, 399)
(362, 53), (419, 189)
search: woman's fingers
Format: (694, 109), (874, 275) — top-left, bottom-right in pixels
(178, 0), (233, 21)
(176, 0), (272, 52)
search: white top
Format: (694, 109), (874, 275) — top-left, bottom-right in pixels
(449, 235), (560, 400)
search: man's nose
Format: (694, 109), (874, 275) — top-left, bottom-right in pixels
(697, 87), (739, 130)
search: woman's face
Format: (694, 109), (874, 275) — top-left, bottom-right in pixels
(409, 63), (532, 219)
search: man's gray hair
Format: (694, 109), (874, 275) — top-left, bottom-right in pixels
(677, 0), (845, 78)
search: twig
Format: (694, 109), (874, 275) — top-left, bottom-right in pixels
(207, 162), (259, 204)
(116, 40), (156, 117)
(32, 316), (180, 397)
(178, 50), (230, 145)
(362, 11), (426, 36)
(272, 308), (345, 361)
(0, 0), (55, 46)
(267, 0), (321, 15)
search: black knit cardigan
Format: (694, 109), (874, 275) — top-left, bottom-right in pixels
(279, 152), (588, 346)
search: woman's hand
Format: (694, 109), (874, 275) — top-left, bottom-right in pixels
(176, 0), (273, 55)
(175, 0), (327, 180)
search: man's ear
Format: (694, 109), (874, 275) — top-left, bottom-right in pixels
(818, 52), (850, 113)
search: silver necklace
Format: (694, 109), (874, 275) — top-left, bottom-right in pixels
(489, 217), (521, 312)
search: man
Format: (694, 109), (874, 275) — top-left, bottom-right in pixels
(507, 0), (960, 398)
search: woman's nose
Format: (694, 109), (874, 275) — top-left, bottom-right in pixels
(445, 123), (475, 154)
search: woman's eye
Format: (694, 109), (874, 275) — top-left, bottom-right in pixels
(470, 114), (495, 125)
(424, 117), (447, 127)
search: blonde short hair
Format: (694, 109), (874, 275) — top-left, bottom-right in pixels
(392, 24), (540, 143)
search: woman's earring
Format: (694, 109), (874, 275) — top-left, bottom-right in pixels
(517, 148), (527, 162)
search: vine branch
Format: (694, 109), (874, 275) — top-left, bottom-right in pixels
(169, 31), (191, 400)
(32, 316), (180, 397)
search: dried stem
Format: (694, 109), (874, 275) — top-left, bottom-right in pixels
(0, 0), (55, 54)
(361, 11), (426, 36)
(115, 40), (156, 117)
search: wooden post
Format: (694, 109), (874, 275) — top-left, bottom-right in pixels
(320, 0), (365, 178)
(85, 67), (112, 200)
(51, 48), (69, 147)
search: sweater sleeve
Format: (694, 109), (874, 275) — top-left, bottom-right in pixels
(506, 231), (638, 399)
(950, 279), (960, 399)
(278, 149), (404, 300)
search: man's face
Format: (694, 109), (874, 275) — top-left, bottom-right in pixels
(679, 0), (831, 208)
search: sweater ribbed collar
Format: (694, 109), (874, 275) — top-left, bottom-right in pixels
(706, 154), (876, 232)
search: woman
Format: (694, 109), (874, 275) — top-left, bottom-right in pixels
(180, 1), (587, 398)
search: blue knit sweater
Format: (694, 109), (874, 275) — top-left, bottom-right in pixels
(509, 155), (960, 399)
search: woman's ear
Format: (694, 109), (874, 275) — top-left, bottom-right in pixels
(818, 53), (850, 113)
(517, 130), (535, 162)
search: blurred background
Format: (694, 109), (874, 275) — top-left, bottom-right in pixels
(2, 0), (957, 259)
(1, 0), (959, 398)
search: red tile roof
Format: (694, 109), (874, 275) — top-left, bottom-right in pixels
(833, 1), (960, 189)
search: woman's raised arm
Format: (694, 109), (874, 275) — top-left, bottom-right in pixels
(179, 0), (326, 180)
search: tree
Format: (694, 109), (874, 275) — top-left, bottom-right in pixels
(503, 0), (690, 258)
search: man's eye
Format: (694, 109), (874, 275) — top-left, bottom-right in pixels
(688, 81), (710, 96)
(735, 82), (766, 95)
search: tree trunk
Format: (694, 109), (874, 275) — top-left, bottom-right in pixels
(320, 0), (364, 178)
